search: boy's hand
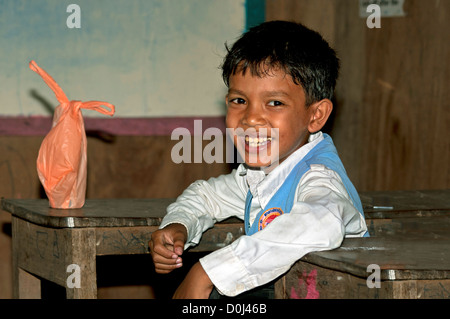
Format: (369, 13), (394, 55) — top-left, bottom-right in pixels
(149, 223), (187, 274)
(173, 262), (214, 299)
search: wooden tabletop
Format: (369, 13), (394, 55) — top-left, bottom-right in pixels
(301, 236), (450, 281)
(361, 189), (450, 218)
(1, 198), (175, 228)
(2, 189), (449, 228)
(3, 191), (450, 283)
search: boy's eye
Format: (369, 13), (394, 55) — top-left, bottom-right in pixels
(230, 98), (246, 105)
(268, 100), (283, 107)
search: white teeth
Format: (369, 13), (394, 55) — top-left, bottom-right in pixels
(245, 136), (272, 147)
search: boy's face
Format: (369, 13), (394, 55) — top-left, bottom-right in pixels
(226, 67), (316, 169)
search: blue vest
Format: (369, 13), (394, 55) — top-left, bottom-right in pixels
(244, 134), (369, 237)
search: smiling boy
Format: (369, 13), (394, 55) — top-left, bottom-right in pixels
(149, 21), (368, 299)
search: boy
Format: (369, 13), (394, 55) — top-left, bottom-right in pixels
(149, 21), (368, 299)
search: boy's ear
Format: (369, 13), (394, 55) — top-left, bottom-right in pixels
(308, 99), (333, 133)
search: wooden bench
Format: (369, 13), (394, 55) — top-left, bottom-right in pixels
(1, 198), (243, 298)
(361, 189), (450, 239)
(275, 189), (450, 299)
(2, 189), (449, 299)
(275, 237), (450, 299)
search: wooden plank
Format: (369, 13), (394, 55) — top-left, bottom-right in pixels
(360, 190), (450, 238)
(300, 237), (450, 281)
(266, 0), (450, 192)
(1, 198), (173, 228)
(86, 136), (232, 199)
(277, 260), (387, 299)
(361, 189), (450, 218)
(12, 217), (70, 288)
(367, 216), (450, 239)
(277, 259), (450, 299)
(3, 190), (449, 228)
(95, 223), (245, 255)
(15, 268), (41, 299)
(65, 227), (97, 299)
(96, 226), (157, 255)
(11, 216), (98, 298)
(355, 0), (450, 191)
(10, 215), (244, 299)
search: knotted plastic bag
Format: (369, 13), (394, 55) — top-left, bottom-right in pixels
(30, 60), (115, 209)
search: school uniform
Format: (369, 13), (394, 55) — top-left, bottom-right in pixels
(160, 131), (368, 297)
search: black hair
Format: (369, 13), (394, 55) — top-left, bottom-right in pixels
(221, 20), (339, 106)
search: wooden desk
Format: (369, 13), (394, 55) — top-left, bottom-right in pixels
(1, 198), (244, 299)
(362, 189), (450, 238)
(3, 189), (450, 299)
(276, 189), (450, 299)
(275, 237), (450, 299)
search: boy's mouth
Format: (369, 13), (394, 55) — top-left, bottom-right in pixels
(242, 135), (274, 158)
(230, 128), (279, 165)
(245, 136), (273, 148)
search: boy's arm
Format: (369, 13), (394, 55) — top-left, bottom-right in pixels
(159, 166), (248, 249)
(199, 165), (368, 297)
(172, 262), (214, 299)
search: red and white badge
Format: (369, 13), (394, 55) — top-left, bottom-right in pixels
(258, 207), (284, 231)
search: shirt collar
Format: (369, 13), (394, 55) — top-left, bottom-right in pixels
(244, 131), (324, 209)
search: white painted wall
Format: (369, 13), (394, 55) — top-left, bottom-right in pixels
(0, 0), (245, 117)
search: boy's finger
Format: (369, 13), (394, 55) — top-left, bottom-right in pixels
(153, 256), (183, 274)
(152, 252), (182, 266)
(173, 239), (185, 256)
(151, 241), (179, 259)
(149, 232), (178, 258)
(154, 260), (183, 270)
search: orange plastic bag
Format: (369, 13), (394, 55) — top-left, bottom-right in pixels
(30, 60), (115, 209)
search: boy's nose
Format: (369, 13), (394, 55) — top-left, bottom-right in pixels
(242, 104), (266, 127)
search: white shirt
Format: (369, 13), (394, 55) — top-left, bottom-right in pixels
(160, 132), (368, 296)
